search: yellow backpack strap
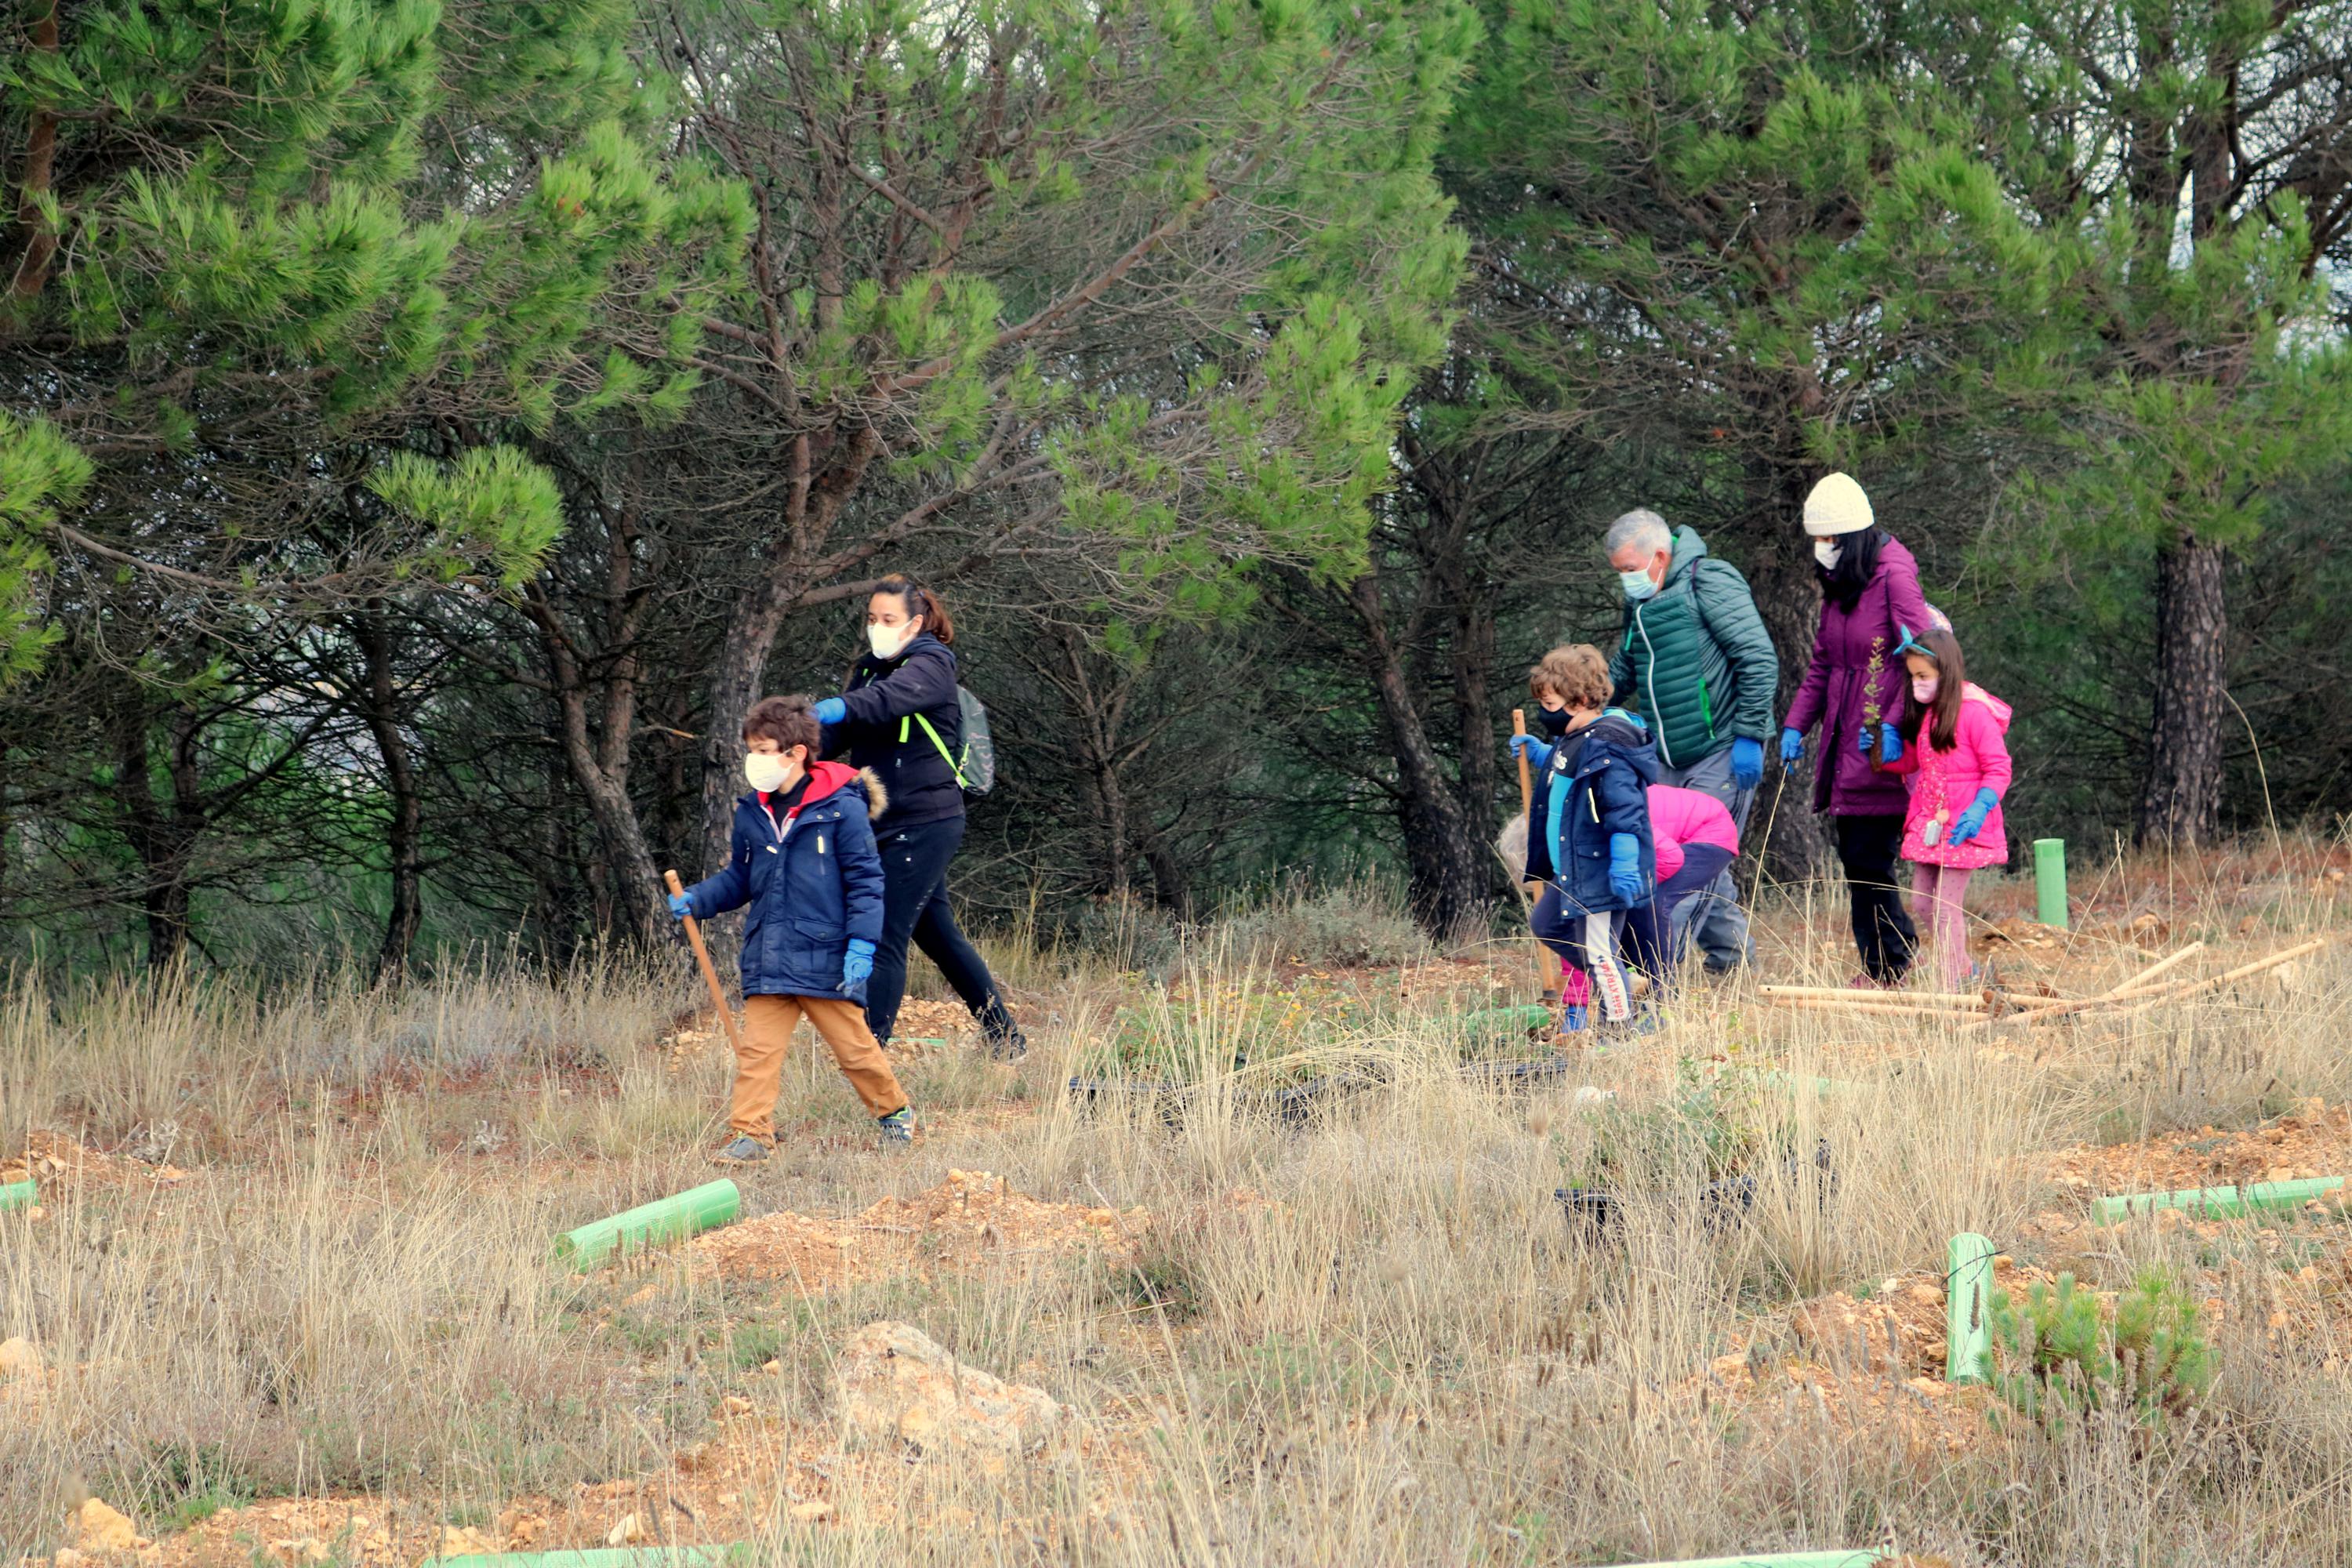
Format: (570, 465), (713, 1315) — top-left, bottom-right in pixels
(911, 713), (967, 789)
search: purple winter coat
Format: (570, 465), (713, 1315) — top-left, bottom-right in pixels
(1782, 535), (1935, 816)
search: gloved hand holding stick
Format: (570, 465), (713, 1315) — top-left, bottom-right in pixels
(665, 869), (744, 1054)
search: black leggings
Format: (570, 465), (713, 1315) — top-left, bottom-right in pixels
(867, 815), (1015, 1041)
(1835, 812), (1917, 982)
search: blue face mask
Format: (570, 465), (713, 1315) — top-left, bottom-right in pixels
(1619, 568), (1660, 602)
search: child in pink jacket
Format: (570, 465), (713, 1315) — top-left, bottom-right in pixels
(1864, 623), (2012, 989)
(1560, 784), (1740, 1029)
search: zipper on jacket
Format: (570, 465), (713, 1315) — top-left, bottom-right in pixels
(1635, 607), (1674, 768)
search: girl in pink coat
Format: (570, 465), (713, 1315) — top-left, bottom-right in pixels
(1868, 624), (2013, 990)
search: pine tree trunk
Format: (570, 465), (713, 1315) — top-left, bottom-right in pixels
(1743, 525), (1836, 884)
(1141, 831), (1191, 918)
(698, 586), (789, 880)
(1450, 592), (1499, 840)
(524, 590), (664, 942)
(2137, 530), (2228, 845)
(354, 604), (423, 984)
(1348, 572), (1490, 940)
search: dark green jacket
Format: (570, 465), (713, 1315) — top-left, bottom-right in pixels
(1606, 526), (1778, 770)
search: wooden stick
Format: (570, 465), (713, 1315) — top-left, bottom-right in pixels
(2100, 939), (2207, 1000)
(2096, 936), (2328, 1018)
(1767, 996), (1992, 1019)
(2011, 936), (2329, 1028)
(1512, 708), (1534, 820)
(1762, 985), (1987, 1009)
(666, 869), (745, 1054)
(1511, 709), (1554, 1003)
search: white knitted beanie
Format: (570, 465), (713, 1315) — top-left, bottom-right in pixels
(1802, 472), (1874, 536)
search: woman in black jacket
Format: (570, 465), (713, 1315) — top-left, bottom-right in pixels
(814, 579), (1025, 1057)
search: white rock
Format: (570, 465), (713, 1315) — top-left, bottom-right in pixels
(835, 1320), (1069, 1471)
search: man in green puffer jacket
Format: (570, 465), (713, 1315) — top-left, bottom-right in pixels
(1603, 509), (1779, 971)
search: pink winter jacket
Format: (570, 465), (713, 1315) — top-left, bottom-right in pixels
(1646, 784), (1740, 882)
(1884, 683), (2014, 869)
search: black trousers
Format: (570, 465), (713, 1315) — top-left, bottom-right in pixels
(1835, 812), (1917, 982)
(866, 815), (1015, 1042)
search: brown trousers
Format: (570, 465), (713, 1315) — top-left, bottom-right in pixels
(732, 993), (908, 1142)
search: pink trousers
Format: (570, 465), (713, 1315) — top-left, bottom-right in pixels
(1911, 862), (1976, 990)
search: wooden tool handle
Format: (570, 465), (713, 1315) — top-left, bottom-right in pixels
(1511, 708), (1533, 814)
(665, 869), (743, 1051)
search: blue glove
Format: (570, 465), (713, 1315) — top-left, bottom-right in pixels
(815, 696), (847, 725)
(1510, 733), (1552, 771)
(667, 891), (692, 920)
(1730, 735), (1763, 790)
(840, 937), (876, 1000)
(1948, 786), (1998, 845)
(1779, 727), (1804, 765)
(1607, 832), (1643, 906)
(1860, 725), (1902, 764)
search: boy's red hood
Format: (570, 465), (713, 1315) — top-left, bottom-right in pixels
(757, 760), (884, 817)
(799, 760), (862, 804)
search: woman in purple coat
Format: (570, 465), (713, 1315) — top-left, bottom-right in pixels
(1777, 474), (1936, 987)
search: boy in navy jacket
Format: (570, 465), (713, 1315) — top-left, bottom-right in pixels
(1510, 644), (1661, 1032)
(670, 695), (914, 1156)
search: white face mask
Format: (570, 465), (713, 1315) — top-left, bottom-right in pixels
(868, 620), (913, 662)
(1813, 538), (1842, 569)
(743, 751), (793, 793)
(1911, 674), (1940, 703)
(1618, 567), (1660, 602)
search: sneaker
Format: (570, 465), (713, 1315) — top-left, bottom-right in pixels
(877, 1108), (916, 1146)
(710, 1134), (769, 1164)
(984, 1025), (1028, 1062)
(1597, 1006), (1662, 1042)
(1559, 1003), (1590, 1034)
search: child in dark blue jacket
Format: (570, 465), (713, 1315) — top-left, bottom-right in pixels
(669, 695), (914, 1158)
(1510, 644), (1661, 1030)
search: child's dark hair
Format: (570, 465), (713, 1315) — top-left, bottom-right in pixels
(873, 576), (953, 646)
(742, 695), (821, 757)
(1904, 626), (1966, 752)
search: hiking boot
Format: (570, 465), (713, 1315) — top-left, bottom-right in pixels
(975, 993), (1027, 1060)
(877, 1108), (916, 1146)
(710, 1134), (769, 1165)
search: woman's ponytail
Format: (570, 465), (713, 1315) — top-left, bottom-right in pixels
(876, 575), (953, 645)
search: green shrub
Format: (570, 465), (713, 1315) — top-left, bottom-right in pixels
(1986, 1270), (2213, 1427)
(1220, 884), (1432, 970)
(1083, 975), (1397, 1085)
(1578, 1057), (1778, 1184)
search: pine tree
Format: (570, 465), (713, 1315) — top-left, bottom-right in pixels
(1, 0), (749, 674)
(664, 0), (1480, 871)
(1972, 0), (2352, 844)
(2, 0), (746, 963)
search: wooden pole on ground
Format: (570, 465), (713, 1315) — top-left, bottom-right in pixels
(2100, 939), (2207, 1000)
(665, 869), (746, 1052)
(1761, 985), (1987, 1009)
(1512, 709), (1555, 1004)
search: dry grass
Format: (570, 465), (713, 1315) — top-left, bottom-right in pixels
(6, 840), (2352, 1566)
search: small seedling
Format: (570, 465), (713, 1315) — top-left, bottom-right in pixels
(1985, 1269), (2212, 1428)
